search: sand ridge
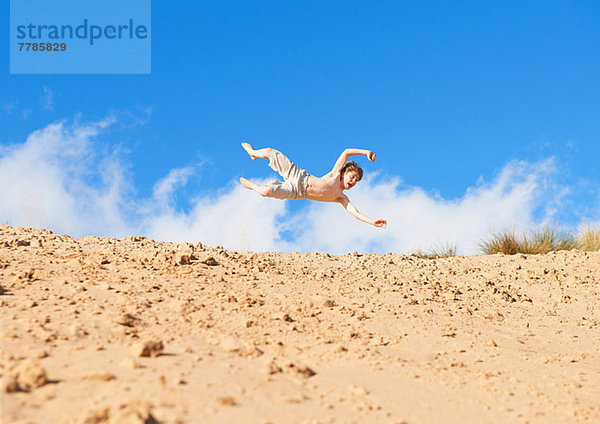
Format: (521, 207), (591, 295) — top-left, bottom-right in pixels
(1, 225), (599, 423)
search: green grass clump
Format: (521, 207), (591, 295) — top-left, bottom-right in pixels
(411, 243), (457, 259)
(481, 226), (577, 255)
(577, 225), (600, 251)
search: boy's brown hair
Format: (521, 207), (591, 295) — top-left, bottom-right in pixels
(340, 161), (363, 181)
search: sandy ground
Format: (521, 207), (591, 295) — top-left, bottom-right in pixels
(1, 225), (599, 424)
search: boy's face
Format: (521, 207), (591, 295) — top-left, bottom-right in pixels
(343, 170), (360, 190)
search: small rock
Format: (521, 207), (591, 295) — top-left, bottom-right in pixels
(70, 324), (88, 337)
(13, 359), (48, 391)
(119, 358), (141, 369)
(79, 406), (110, 424)
(486, 339), (498, 347)
(3, 376), (19, 393)
(219, 336), (242, 352)
(129, 340), (164, 357)
(30, 238), (43, 248)
(272, 312), (294, 322)
(282, 361), (316, 378)
(202, 256), (219, 266)
(219, 336), (263, 357)
(262, 360), (283, 375)
(276, 390), (307, 403)
(311, 296), (335, 308)
(82, 372), (116, 381)
(349, 384), (369, 396)
(322, 298), (336, 307)
(117, 313), (140, 327)
(113, 402), (159, 424)
(217, 396), (238, 406)
(20, 269), (35, 281)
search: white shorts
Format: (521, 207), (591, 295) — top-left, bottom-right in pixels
(267, 150), (309, 200)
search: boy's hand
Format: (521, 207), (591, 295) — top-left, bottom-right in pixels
(367, 151), (376, 162)
(373, 219), (387, 228)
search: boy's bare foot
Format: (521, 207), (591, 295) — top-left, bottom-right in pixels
(240, 177), (270, 196)
(241, 142), (257, 160)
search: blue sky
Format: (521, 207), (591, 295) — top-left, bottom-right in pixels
(1, 1), (599, 253)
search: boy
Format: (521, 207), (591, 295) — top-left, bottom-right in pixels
(240, 143), (387, 228)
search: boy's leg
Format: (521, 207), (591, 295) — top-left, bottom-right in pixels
(266, 149), (298, 181)
(240, 144), (305, 199)
(241, 144), (298, 181)
(241, 143), (272, 160)
(240, 177), (297, 199)
(239, 177), (271, 197)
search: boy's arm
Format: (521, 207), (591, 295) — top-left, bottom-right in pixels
(330, 148), (376, 174)
(339, 196), (387, 228)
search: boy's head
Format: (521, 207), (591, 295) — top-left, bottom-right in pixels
(340, 161), (363, 190)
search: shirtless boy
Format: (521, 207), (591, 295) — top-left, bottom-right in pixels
(239, 143), (387, 228)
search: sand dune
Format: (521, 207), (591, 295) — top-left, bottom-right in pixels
(1, 225), (599, 423)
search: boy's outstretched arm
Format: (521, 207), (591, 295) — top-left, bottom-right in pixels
(339, 196), (387, 228)
(330, 148), (376, 174)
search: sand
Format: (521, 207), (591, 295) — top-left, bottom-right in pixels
(1, 225), (599, 423)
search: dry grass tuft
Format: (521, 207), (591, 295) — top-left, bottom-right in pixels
(577, 225), (600, 251)
(480, 231), (521, 255)
(481, 226), (577, 255)
(411, 243), (457, 259)
(525, 226), (577, 254)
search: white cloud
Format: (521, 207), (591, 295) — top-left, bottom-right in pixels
(152, 166), (196, 206)
(286, 160), (557, 254)
(145, 179), (288, 251)
(2, 102), (16, 115)
(0, 117), (128, 235)
(0, 117), (587, 254)
(42, 87), (54, 111)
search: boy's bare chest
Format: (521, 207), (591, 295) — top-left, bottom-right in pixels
(305, 175), (342, 200)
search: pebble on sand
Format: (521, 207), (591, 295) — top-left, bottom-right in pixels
(282, 361), (316, 378)
(5, 359), (48, 392)
(217, 396), (238, 406)
(117, 313), (140, 327)
(128, 340), (164, 358)
(78, 406), (110, 424)
(120, 358), (142, 369)
(112, 402), (159, 424)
